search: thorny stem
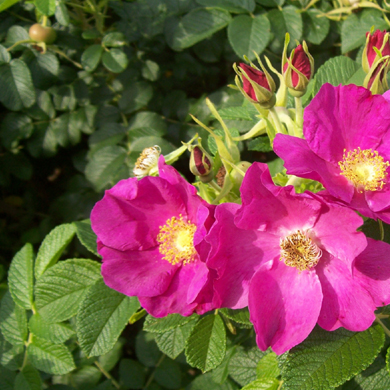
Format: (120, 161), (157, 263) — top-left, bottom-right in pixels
(95, 361), (121, 389)
(379, 219), (385, 241)
(375, 314), (390, 337)
(269, 107), (287, 135)
(144, 354), (165, 389)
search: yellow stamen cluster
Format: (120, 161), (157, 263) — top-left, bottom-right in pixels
(280, 230), (322, 271)
(339, 148), (389, 192)
(133, 145), (161, 179)
(157, 215), (197, 265)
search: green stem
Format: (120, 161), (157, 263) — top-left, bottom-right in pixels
(48, 47), (83, 68)
(269, 107), (287, 135)
(21, 333), (34, 370)
(294, 96), (304, 131)
(41, 15), (48, 27)
(129, 308), (146, 324)
(375, 314), (390, 337)
(6, 39), (34, 52)
(144, 354), (165, 389)
(379, 219), (385, 241)
(94, 361), (120, 389)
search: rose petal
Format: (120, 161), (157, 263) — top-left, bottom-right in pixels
(139, 259), (207, 317)
(316, 252), (376, 331)
(249, 259), (322, 355)
(304, 84), (390, 163)
(313, 201), (366, 267)
(354, 238), (390, 307)
(100, 245), (178, 297)
(207, 203), (280, 309)
(91, 176), (186, 251)
(274, 134), (354, 203)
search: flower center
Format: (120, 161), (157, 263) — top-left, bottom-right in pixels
(338, 148), (389, 192)
(157, 215), (197, 265)
(280, 230), (321, 271)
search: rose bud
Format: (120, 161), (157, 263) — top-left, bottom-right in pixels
(133, 145), (161, 179)
(189, 145), (214, 183)
(363, 56), (390, 95)
(234, 61), (276, 109)
(282, 39), (314, 97)
(362, 30), (390, 74)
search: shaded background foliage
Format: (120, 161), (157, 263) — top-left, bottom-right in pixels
(1, 0), (390, 389)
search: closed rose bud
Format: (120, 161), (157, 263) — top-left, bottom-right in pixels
(282, 39), (314, 97)
(190, 145), (214, 182)
(363, 57), (390, 95)
(234, 60), (276, 109)
(362, 30), (390, 74)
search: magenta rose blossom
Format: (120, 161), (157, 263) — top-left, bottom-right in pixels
(273, 83), (390, 223)
(91, 156), (216, 317)
(207, 163), (390, 354)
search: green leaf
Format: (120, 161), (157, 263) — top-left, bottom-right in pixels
(34, 223), (76, 279)
(135, 331), (162, 367)
(8, 243), (34, 310)
(257, 353), (280, 379)
(185, 314), (226, 373)
(187, 372), (239, 390)
(196, 0), (255, 13)
(72, 366), (102, 389)
(155, 319), (197, 359)
(27, 335), (75, 375)
(0, 45), (11, 64)
(118, 81), (153, 114)
(35, 259), (101, 323)
(119, 359), (146, 389)
(267, 6), (302, 53)
(85, 145), (127, 192)
(248, 136), (272, 152)
(0, 59), (36, 111)
(281, 324), (385, 390)
(102, 32), (126, 47)
(88, 123), (127, 153)
(212, 347), (237, 384)
(28, 314), (75, 344)
(302, 9), (329, 45)
(0, 291), (27, 346)
(142, 60), (160, 81)
(55, 1), (70, 26)
(102, 49), (128, 73)
(0, 0), (20, 12)
(77, 278), (140, 357)
(14, 364), (42, 390)
(98, 338), (124, 372)
(313, 56), (359, 96)
(34, 0), (56, 16)
(241, 378), (279, 390)
(0, 113), (33, 149)
(155, 359), (182, 389)
(144, 313), (198, 333)
(228, 347), (266, 386)
(128, 111), (167, 137)
(5, 26), (30, 51)
(227, 14), (270, 60)
(81, 45), (103, 72)
(218, 106), (255, 121)
(73, 220), (99, 256)
(0, 365), (16, 390)
(220, 308), (251, 326)
(341, 9), (387, 53)
(0, 332), (24, 371)
(166, 8), (232, 51)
